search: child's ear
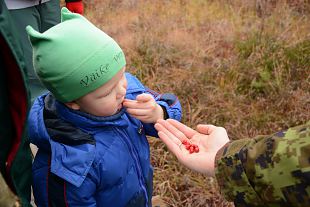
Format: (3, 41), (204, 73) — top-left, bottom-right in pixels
(64, 101), (80, 110)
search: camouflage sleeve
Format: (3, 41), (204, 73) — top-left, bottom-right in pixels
(214, 122), (310, 206)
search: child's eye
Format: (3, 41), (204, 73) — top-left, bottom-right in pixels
(99, 89), (113, 98)
(105, 90), (113, 96)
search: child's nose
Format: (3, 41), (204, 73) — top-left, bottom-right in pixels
(116, 83), (126, 99)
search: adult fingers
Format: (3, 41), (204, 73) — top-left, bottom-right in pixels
(157, 119), (188, 141)
(154, 122), (182, 145)
(196, 124), (217, 135)
(157, 131), (182, 158)
(166, 119), (197, 139)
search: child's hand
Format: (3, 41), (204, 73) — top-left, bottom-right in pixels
(123, 94), (164, 123)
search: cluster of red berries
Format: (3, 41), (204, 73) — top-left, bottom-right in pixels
(181, 140), (199, 153)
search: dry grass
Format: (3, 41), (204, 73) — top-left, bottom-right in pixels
(80, 0), (309, 206)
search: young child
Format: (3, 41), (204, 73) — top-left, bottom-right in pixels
(27, 8), (182, 207)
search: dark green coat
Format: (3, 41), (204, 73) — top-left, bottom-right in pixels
(0, 0), (32, 206)
(215, 122), (310, 206)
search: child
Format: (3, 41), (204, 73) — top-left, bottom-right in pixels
(27, 8), (182, 207)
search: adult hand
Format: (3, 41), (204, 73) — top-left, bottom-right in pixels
(123, 94), (164, 123)
(66, 1), (84, 15)
(155, 119), (229, 176)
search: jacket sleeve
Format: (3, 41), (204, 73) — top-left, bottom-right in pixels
(214, 122), (310, 206)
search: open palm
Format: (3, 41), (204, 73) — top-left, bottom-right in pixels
(155, 119), (229, 175)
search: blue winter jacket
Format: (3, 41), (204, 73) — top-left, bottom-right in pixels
(28, 73), (182, 207)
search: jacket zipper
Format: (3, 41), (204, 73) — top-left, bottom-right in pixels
(116, 128), (149, 207)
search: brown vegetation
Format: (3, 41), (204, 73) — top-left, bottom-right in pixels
(80, 0), (309, 206)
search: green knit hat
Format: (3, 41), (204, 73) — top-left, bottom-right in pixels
(26, 7), (126, 102)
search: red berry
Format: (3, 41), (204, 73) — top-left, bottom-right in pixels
(194, 147), (199, 153)
(182, 140), (189, 145)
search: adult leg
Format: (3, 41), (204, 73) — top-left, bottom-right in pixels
(38, 0), (61, 32)
(9, 7), (45, 104)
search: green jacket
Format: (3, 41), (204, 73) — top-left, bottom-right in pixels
(0, 0), (32, 206)
(215, 122), (310, 207)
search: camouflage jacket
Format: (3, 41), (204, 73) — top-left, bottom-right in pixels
(215, 122), (310, 207)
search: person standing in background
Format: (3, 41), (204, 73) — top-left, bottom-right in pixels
(0, 0), (33, 206)
(4, 0), (83, 103)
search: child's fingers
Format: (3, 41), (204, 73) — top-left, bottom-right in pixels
(123, 100), (137, 108)
(123, 100), (144, 109)
(123, 100), (154, 109)
(126, 108), (149, 116)
(136, 93), (153, 102)
(123, 99), (136, 103)
(129, 114), (150, 121)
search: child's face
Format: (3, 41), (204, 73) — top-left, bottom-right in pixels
(69, 68), (127, 117)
